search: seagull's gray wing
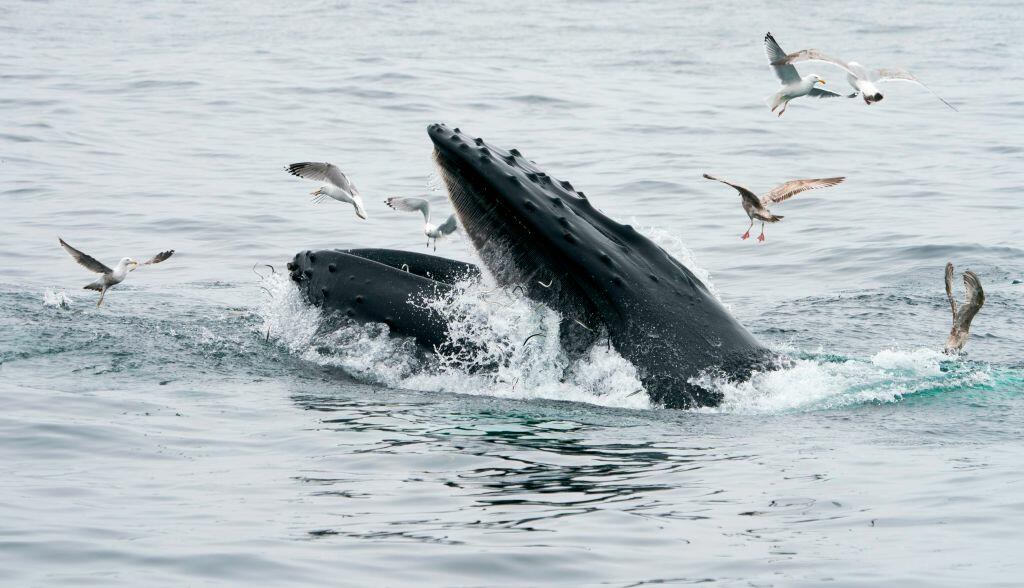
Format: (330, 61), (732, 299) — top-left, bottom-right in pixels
(285, 162), (357, 192)
(436, 214), (458, 236)
(703, 174), (763, 211)
(765, 33), (800, 84)
(773, 49), (862, 78)
(809, 87), (844, 98)
(140, 250), (175, 266)
(871, 68), (958, 111)
(762, 177), (845, 205)
(59, 237), (112, 274)
(944, 262), (958, 319)
(385, 196), (431, 224)
(955, 270), (985, 332)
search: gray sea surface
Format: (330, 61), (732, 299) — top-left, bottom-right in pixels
(2, 0), (1023, 585)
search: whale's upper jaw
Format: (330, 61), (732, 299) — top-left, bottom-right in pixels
(427, 123), (715, 321)
(428, 123), (771, 408)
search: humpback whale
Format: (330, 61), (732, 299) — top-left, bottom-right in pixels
(289, 124), (774, 408)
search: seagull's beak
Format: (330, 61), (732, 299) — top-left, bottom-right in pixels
(819, 79), (826, 85)
(129, 259), (140, 269)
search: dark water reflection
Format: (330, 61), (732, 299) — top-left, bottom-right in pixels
(276, 388), (1024, 585)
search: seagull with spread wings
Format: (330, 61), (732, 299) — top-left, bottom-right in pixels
(384, 197), (458, 250)
(944, 262), (984, 354)
(702, 174), (845, 243)
(58, 237), (174, 306)
(285, 162), (368, 219)
(765, 32), (851, 117)
(771, 48), (957, 111)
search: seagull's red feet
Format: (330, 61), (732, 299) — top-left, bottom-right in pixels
(741, 231), (750, 240)
(757, 233), (766, 243)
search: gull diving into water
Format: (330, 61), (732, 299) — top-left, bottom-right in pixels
(765, 32), (852, 117)
(944, 262), (984, 354)
(771, 48), (957, 111)
(702, 174), (845, 242)
(58, 237), (174, 306)
(285, 162), (368, 219)
(384, 197), (458, 250)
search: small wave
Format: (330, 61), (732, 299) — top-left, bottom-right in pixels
(505, 94), (581, 107)
(127, 79), (200, 90)
(0, 132), (35, 143)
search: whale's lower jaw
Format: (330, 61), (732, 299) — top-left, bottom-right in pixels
(287, 248), (480, 350)
(287, 125), (774, 408)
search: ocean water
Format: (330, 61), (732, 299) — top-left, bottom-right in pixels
(2, 0), (1023, 585)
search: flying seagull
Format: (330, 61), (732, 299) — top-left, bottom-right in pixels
(702, 174), (845, 242)
(765, 32), (851, 117)
(58, 237), (174, 306)
(285, 162), (368, 219)
(944, 262), (984, 354)
(384, 197), (458, 250)
(771, 49), (957, 111)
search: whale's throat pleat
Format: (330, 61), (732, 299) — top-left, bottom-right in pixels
(433, 149), (546, 287)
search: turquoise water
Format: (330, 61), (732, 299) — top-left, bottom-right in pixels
(2, 0), (1023, 585)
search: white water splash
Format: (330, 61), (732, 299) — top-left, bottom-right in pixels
(870, 347), (945, 375)
(42, 289), (73, 309)
(256, 274), (323, 354)
(695, 347), (991, 413)
(256, 275), (994, 412)
(254, 273), (649, 409)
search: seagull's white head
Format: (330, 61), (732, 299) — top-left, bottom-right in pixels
(120, 257), (139, 269)
(812, 75), (826, 86)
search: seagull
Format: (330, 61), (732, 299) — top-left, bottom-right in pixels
(703, 174), (844, 242)
(771, 49), (957, 111)
(285, 162), (367, 219)
(944, 262), (984, 354)
(765, 32), (850, 117)
(384, 197), (458, 250)
(58, 237), (174, 306)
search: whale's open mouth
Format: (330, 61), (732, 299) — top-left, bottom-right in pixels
(426, 123), (771, 408)
(291, 124), (772, 409)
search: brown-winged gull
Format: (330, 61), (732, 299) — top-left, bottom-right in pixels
(58, 237), (174, 306)
(702, 174), (845, 242)
(944, 262), (984, 354)
(384, 196), (458, 250)
(765, 32), (852, 117)
(285, 162), (368, 219)
(771, 49), (957, 111)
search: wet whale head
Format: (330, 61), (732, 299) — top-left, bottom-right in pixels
(428, 123), (773, 407)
